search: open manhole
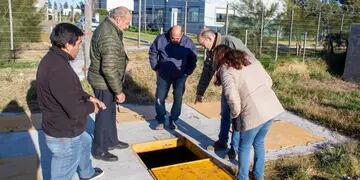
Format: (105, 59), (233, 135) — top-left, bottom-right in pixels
(132, 137), (234, 179)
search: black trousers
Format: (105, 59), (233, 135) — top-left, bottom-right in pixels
(93, 89), (119, 155)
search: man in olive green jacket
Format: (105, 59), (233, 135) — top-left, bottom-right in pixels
(196, 28), (256, 160)
(88, 6), (131, 162)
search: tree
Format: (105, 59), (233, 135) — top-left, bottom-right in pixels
(48, 0), (52, 9)
(229, 0), (280, 57)
(64, 2), (69, 9)
(54, 1), (58, 10)
(0, 0), (44, 59)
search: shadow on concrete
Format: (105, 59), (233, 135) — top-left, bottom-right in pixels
(0, 100), (41, 179)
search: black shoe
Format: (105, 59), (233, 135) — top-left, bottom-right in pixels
(207, 140), (228, 151)
(93, 151), (118, 161)
(169, 121), (177, 130)
(108, 141), (129, 150)
(80, 167), (104, 180)
(227, 147), (237, 160)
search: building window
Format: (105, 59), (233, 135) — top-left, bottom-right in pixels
(216, 13), (226, 23)
(188, 7), (200, 22)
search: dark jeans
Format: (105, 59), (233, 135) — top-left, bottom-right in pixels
(93, 89), (119, 155)
(155, 75), (187, 123)
(219, 93), (240, 150)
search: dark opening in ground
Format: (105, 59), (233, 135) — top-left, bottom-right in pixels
(137, 146), (202, 169)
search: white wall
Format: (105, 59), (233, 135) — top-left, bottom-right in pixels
(204, 0), (285, 28)
(106, 0), (134, 11)
(204, 0), (235, 28)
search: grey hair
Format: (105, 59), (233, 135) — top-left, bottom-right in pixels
(198, 28), (215, 39)
(109, 6), (131, 19)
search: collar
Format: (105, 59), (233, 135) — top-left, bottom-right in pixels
(107, 16), (123, 36)
(211, 32), (222, 51)
(50, 46), (72, 61)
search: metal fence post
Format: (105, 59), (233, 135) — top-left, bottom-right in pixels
(316, 12), (321, 49)
(260, 7), (264, 58)
(340, 13), (344, 35)
(184, 0), (188, 35)
(245, 29), (248, 47)
(138, 0), (142, 48)
(8, 0), (14, 61)
(275, 29), (279, 61)
(303, 32), (307, 63)
(289, 8), (294, 47)
(225, 3), (229, 35)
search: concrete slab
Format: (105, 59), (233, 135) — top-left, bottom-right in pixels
(0, 103), (352, 180)
(0, 113), (42, 132)
(0, 155), (40, 180)
(187, 102), (221, 120)
(116, 104), (155, 123)
(265, 120), (324, 150)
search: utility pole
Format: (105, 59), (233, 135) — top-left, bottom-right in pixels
(184, 0), (188, 35)
(138, 0), (142, 48)
(225, 3), (229, 35)
(84, 0), (93, 77)
(144, 0), (147, 32)
(8, 0), (14, 61)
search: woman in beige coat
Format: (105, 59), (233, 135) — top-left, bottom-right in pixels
(213, 46), (284, 180)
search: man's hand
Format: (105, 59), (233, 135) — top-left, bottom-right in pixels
(116, 92), (126, 103)
(88, 96), (106, 110)
(194, 95), (204, 104)
(92, 101), (99, 114)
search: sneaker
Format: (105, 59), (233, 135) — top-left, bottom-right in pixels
(155, 123), (164, 130)
(169, 121), (177, 130)
(93, 151), (118, 161)
(80, 167), (104, 180)
(206, 140), (227, 151)
(108, 141), (129, 150)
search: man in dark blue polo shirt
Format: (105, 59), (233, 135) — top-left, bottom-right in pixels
(149, 25), (197, 130)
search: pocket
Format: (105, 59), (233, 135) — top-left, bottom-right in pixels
(45, 135), (72, 154)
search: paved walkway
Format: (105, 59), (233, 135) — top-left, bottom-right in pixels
(0, 103), (352, 180)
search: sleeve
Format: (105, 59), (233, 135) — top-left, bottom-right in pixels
(185, 39), (197, 75)
(196, 51), (215, 96)
(99, 36), (126, 95)
(149, 36), (160, 71)
(220, 68), (241, 119)
(49, 70), (94, 120)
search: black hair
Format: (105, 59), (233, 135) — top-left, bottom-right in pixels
(50, 23), (84, 48)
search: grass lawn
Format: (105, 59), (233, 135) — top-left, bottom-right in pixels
(123, 31), (157, 43)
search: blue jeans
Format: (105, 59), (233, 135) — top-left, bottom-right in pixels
(237, 120), (273, 180)
(155, 75), (187, 123)
(219, 94), (240, 150)
(45, 131), (95, 180)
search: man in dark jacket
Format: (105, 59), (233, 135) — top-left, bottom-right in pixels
(88, 6), (131, 161)
(37, 23), (105, 179)
(149, 25), (197, 130)
(196, 28), (256, 159)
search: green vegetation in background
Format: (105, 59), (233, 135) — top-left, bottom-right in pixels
(0, 60), (39, 69)
(124, 30), (157, 43)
